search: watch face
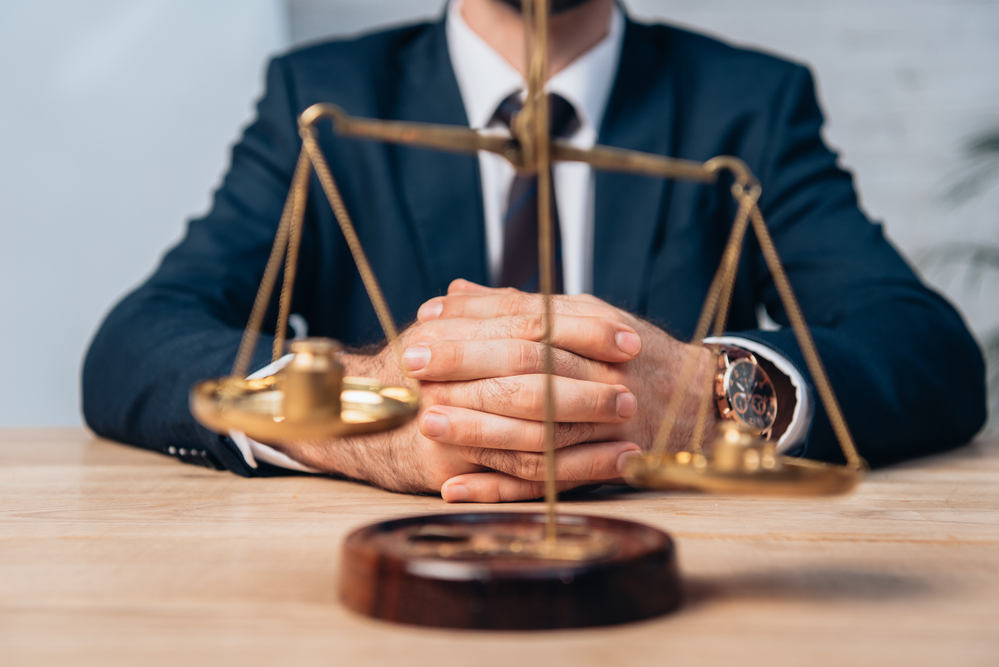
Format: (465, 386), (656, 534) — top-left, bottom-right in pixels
(724, 359), (776, 431)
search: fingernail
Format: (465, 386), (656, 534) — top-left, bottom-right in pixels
(443, 484), (469, 503)
(616, 392), (637, 419)
(615, 331), (641, 356)
(418, 299), (444, 321)
(616, 449), (641, 475)
(402, 346), (431, 372)
(421, 411), (450, 437)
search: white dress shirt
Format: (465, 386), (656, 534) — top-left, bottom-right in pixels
(447, 0), (623, 295)
(236, 0), (812, 472)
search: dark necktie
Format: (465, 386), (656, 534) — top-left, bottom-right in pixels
(494, 93), (580, 293)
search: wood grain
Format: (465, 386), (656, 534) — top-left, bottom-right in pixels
(339, 512), (681, 629)
(1, 428), (998, 666)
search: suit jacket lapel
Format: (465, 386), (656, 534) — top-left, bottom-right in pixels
(593, 19), (676, 314)
(391, 20), (489, 292)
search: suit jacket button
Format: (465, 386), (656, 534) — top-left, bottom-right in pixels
(179, 448), (188, 456)
(168, 446), (177, 455)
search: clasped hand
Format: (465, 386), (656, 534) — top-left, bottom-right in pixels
(271, 279), (714, 502)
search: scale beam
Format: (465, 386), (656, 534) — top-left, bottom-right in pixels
(302, 102), (730, 183)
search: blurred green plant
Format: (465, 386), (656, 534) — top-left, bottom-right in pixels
(920, 127), (999, 432)
(943, 130), (999, 204)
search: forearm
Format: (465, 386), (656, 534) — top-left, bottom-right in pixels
(82, 288), (275, 475)
(735, 292), (986, 466)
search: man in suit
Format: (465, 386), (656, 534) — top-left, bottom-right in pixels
(82, 0), (986, 502)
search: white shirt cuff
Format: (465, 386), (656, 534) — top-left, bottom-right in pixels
(233, 336), (812, 469)
(703, 336), (813, 453)
(229, 353), (322, 474)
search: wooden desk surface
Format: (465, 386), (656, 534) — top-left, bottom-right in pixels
(2, 429), (997, 667)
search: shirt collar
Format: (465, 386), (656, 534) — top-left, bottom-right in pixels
(446, 0), (624, 141)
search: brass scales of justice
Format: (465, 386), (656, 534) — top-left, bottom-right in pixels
(190, 0), (866, 630)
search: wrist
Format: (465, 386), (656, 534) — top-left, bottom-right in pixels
(692, 344), (720, 447)
(653, 342), (718, 452)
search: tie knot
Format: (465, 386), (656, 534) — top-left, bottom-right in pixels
(493, 92), (580, 139)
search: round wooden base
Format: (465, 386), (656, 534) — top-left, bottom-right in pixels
(339, 512), (681, 630)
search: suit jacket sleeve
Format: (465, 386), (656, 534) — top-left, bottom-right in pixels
(734, 65), (987, 466)
(82, 57), (308, 476)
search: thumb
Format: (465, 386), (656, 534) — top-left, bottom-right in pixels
(447, 278), (521, 295)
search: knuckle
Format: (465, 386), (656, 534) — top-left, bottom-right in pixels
(466, 415), (486, 447)
(525, 481), (546, 500)
(499, 294), (523, 316)
(516, 453), (546, 481)
(519, 380), (545, 416)
(423, 341), (449, 375)
(409, 320), (443, 345)
(531, 423), (548, 451)
(596, 385), (621, 419)
(441, 295), (464, 317)
(517, 342), (544, 374)
(419, 382), (443, 406)
(448, 341), (464, 373)
(560, 295), (591, 316)
(553, 295), (574, 314)
(475, 377), (520, 414)
(584, 454), (605, 481)
(518, 314), (544, 341)
(481, 485), (503, 504)
(599, 361), (627, 385)
(598, 316), (622, 338)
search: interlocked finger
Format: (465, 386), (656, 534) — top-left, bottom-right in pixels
(433, 280), (625, 321)
(402, 338), (623, 383)
(408, 314), (641, 363)
(441, 472), (602, 503)
(421, 375), (637, 423)
(421, 292), (620, 321)
(418, 405), (624, 451)
(455, 440), (641, 484)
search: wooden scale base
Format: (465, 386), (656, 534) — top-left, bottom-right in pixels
(339, 512), (682, 630)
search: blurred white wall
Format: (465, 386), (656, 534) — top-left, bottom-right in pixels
(2, 0), (998, 426)
(290, 0), (999, 334)
(289, 0), (445, 43)
(0, 0), (288, 425)
(623, 0), (999, 337)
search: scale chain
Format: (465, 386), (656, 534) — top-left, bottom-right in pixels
(300, 127), (413, 389)
(748, 204), (864, 470)
(650, 183), (759, 456)
(230, 148), (312, 381)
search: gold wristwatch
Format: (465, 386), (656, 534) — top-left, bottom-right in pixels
(713, 345), (777, 440)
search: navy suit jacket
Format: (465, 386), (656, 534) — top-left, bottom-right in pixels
(82, 15), (987, 476)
